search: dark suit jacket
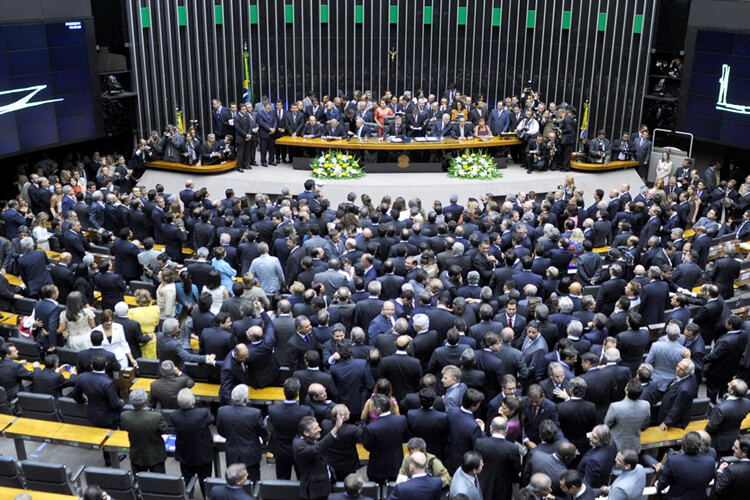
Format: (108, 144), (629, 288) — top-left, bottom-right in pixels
(293, 368), (338, 403)
(711, 257), (741, 300)
(378, 354), (422, 401)
(34, 298), (62, 352)
(268, 402), (313, 463)
(715, 458), (750, 499)
(169, 407), (214, 466)
(217, 404), (268, 467)
(640, 279), (670, 326)
(0, 358), (33, 400)
(293, 431), (338, 499)
(658, 375), (697, 428)
(120, 408), (168, 467)
(656, 452), (716, 500)
(72, 370), (124, 428)
(557, 398), (597, 453)
(446, 406), (484, 472)
(31, 367), (75, 398)
(18, 250), (53, 296)
(388, 474), (442, 500)
(319, 419), (363, 481)
(406, 408), (448, 461)
(285, 332), (320, 372)
(580, 367), (617, 423)
(363, 413), (410, 482)
(330, 358), (374, 416)
(475, 436), (522, 500)
(705, 397), (750, 453)
(50, 263), (75, 303)
(94, 272), (127, 311)
(577, 444), (617, 488)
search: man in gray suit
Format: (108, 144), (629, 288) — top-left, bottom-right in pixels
(449, 450), (485, 500)
(600, 450), (646, 500)
(604, 379), (651, 453)
(644, 324), (685, 392)
(313, 258), (350, 302)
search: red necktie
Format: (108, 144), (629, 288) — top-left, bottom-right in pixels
(508, 316), (513, 329)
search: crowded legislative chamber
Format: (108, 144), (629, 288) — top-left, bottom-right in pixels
(4, 0), (750, 499)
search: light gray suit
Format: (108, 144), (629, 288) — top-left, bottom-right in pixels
(312, 269), (350, 301)
(644, 340), (685, 391)
(609, 464), (646, 500)
(604, 398), (651, 453)
(449, 467), (483, 500)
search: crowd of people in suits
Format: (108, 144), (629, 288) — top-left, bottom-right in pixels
(138, 86), (587, 175)
(3, 147), (750, 500)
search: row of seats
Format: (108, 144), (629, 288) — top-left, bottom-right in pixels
(0, 455), (386, 500)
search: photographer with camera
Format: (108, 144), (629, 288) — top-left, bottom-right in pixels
(545, 132), (560, 171)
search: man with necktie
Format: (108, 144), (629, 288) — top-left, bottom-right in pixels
(211, 99), (231, 137)
(634, 129), (652, 179)
(274, 100), (287, 164)
(256, 102), (278, 167)
(449, 450), (485, 500)
(234, 104), (253, 172)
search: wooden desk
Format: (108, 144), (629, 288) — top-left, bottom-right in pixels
(6, 274), (22, 287)
(276, 135), (522, 151)
(684, 228), (696, 239)
(0, 313), (19, 327)
(4, 417), (65, 460)
(21, 362), (73, 379)
(130, 377), (284, 404)
(2, 488), (78, 500)
(45, 250), (61, 261)
(570, 159), (639, 172)
(640, 415), (750, 449)
(145, 159), (238, 174)
(190, 338), (200, 350)
(51, 423), (111, 448)
(0, 413), (17, 432)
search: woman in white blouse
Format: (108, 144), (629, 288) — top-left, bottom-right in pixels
(92, 309), (137, 369)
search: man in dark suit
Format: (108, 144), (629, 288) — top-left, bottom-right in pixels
(77, 331), (122, 375)
(557, 377), (597, 453)
(522, 384), (561, 447)
(407, 387), (449, 461)
(715, 436), (750, 498)
(169, 388), (214, 496)
(596, 265), (626, 316)
(72, 353), (125, 452)
(705, 378), (750, 456)
(633, 129), (652, 179)
(256, 102), (278, 167)
(639, 266), (670, 326)
(577, 424), (617, 488)
(111, 229), (141, 282)
(318, 404), (363, 482)
(268, 377), (314, 479)
(387, 450), (443, 500)
(655, 431), (716, 500)
(693, 285), (726, 345)
(692, 226), (711, 268)
(243, 314), (279, 388)
(711, 245), (741, 300)
(31, 354), (76, 399)
(285, 316), (320, 372)
(234, 103), (253, 172)
(33, 284), (62, 354)
(330, 340), (375, 420)
(658, 359), (697, 430)
(379, 336), (423, 401)
(216, 383), (269, 481)
(293, 350), (338, 402)
(293, 412), (346, 500)
(0, 343), (33, 401)
(157, 318), (217, 370)
(62, 219), (91, 264)
(354, 283), (385, 332)
(363, 393), (410, 484)
(148, 360), (195, 409)
(212, 98), (231, 136)
(94, 261), (127, 311)
(120, 388), (168, 474)
(670, 250), (703, 290)
(579, 352), (617, 423)
(703, 315), (746, 403)
(50, 253), (76, 303)
(18, 237), (53, 298)
(474, 416), (522, 500)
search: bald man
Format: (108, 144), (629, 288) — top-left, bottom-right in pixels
(379, 335), (423, 401)
(219, 344), (249, 406)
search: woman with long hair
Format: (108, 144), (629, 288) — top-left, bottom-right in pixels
(175, 269), (199, 316)
(31, 212), (51, 251)
(501, 395), (523, 443)
(177, 302), (198, 349)
(57, 291), (96, 350)
(202, 269), (229, 315)
(361, 378), (400, 423)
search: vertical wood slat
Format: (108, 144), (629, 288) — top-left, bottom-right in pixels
(126, 0), (654, 141)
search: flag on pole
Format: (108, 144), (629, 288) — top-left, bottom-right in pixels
(176, 107), (185, 133)
(579, 100), (589, 140)
(243, 42), (252, 105)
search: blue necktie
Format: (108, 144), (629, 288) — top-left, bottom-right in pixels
(304, 334), (311, 347)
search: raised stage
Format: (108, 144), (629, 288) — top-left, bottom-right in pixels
(140, 158), (645, 207)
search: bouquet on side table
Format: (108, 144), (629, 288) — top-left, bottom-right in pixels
(311, 151), (365, 179)
(447, 150), (503, 179)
